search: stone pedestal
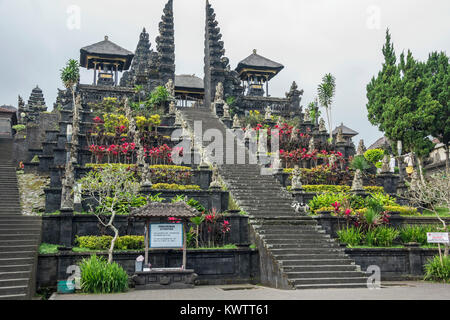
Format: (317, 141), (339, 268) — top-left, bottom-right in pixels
(292, 189), (306, 205)
(222, 117), (232, 129)
(59, 208), (74, 247)
(132, 269), (197, 290)
(376, 172), (399, 195)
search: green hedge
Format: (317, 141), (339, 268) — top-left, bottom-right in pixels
(287, 185), (384, 193)
(151, 183), (201, 190)
(76, 235), (145, 250)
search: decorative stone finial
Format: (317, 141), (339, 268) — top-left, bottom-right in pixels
(357, 139), (365, 156)
(336, 127), (345, 143)
(232, 114), (241, 129)
(264, 106), (272, 121)
(253, 49), (257, 54)
(319, 118), (326, 132)
(104, 35), (109, 41)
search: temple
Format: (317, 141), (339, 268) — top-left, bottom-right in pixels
(236, 49), (284, 97)
(80, 36), (134, 86)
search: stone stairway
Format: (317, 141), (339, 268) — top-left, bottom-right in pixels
(0, 138), (41, 300)
(179, 107), (368, 289)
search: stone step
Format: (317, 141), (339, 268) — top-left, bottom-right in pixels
(282, 265), (358, 273)
(273, 253), (346, 260)
(0, 265), (33, 273)
(281, 259), (355, 266)
(294, 282), (368, 290)
(0, 272), (31, 280)
(290, 277), (368, 286)
(285, 271), (364, 279)
(0, 215), (41, 220)
(0, 286), (27, 296)
(0, 251), (36, 259)
(0, 293), (27, 300)
(270, 248), (342, 255)
(266, 243), (339, 250)
(0, 229), (41, 235)
(0, 224), (40, 230)
(263, 239), (336, 245)
(0, 234), (40, 241)
(0, 245), (38, 252)
(0, 220), (41, 225)
(259, 230), (326, 236)
(260, 234), (330, 240)
(0, 278), (30, 287)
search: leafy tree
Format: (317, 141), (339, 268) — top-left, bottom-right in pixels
(318, 73), (336, 140)
(366, 30), (437, 181)
(148, 86), (171, 110)
(79, 165), (140, 263)
(424, 52), (450, 173)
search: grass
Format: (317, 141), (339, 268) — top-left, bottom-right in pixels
(419, 207), (450, 217)
(39, 243), (60, 254)
(72, 244), (239, 253)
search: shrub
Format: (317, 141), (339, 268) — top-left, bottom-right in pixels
(96, 194), (148, 215)
(399, 225), (447, 245)
(364, 149), (384, 165)
(12, 124), (26, 132)
(424, 255), (450, 283)
(373, 226), (400, 247)
(76, 235), (145, 250)
(78, 255), (128, 293)
(384, 205), (418, 215)
(149, 165), (192, 185)
(151, 183), (201, 191)
(337, 227), (363, 247)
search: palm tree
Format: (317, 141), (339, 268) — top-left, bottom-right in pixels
(60, 59), (80, 105)
(317, 73), (336, 141)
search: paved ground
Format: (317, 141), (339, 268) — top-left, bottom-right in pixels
(51, 281), (450, 300)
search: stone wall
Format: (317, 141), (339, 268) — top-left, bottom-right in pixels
(346, 247), (441, 280)
(37, 249), (260, 289)
(42, 214), (249, 248)
(315, 214), (450, 238)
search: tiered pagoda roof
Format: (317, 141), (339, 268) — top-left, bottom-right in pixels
(80, 36), (134, 71)
(156, 0), (175, 84)
(332, 123), (359, 137)
(236, 50), (284, 81)
(27, 86), (46, 108)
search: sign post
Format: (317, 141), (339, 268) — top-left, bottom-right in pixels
(427, 232), (449, 264)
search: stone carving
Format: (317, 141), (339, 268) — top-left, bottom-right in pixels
(308, 137), (315, 154)
(303, 107), (311, 122)
(336, 127), (345, 143)
(264, 106), (272, 121)
(329, 153), (337, 167)
(174, 110), (182, 126)
(381, 154), (391, 173)
(169, 101), (176, 115)
(319, 118), (326, 132)
(209, 164), (222, 189)
(351, 169), (364, 191)
(291, 165), (303, 191)
(199, 149), (209, 168)
(290, 127), (299, 142)
(232, 114), (241, 129)
(272, 150), (282, 172)
(141, 163), (152, 187)
(357, 139), (365, 156)
(165, 79), (175, 98)
(215, 82), (224, 103)
(244, 124), (252, 140)
(223, 103), (231, 119)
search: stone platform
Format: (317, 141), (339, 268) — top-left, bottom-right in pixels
(132, 269), (197, 290)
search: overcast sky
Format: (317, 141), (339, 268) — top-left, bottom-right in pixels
(0, 0), (449, 146)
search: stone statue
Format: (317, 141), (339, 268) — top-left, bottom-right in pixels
(291, 165), (303, 191)
(232, 114), (241, 129)
(336, 127), (345, 143)
(308, 137), (315, 154)
(381, 153), (391, 173)
(264, 106), (272, 121)
(304, 107), (311, 122)
(215, 82), (224, 103)
(290, 127), (299, 142)
(351, 169), (364, 192)
(244, 124), (252, 140)
(141, 163), (152, 187)
(199, 149), (209, 168)
(174, 110), (182, 126)
(329, 153), (337, 167)
(165, 79), (175, 98)
(169, 101), (176, 115)
(272, 150), (282, 172)
(357, 139), (365, 156)
(319, 118), (326, 132)
(223, 103), (231, 119)
(209, 164), (222, 189)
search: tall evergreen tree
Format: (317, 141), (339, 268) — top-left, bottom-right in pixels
(424, 52), (450, 172)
